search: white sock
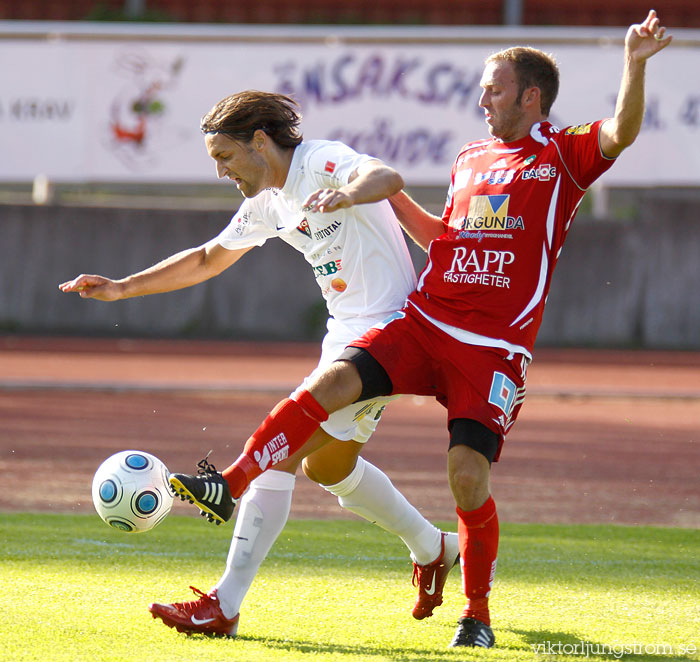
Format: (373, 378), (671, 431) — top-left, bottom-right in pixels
(213, 470), (295, 618)
(322, 457), (442, 565)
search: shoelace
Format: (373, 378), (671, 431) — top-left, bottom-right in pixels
(412, 535), (447, 588)
(196, 452), (218, 476)
(412, 564), (427, 588)
(175, 586), (216, 614)
(412, 553), (443, 589)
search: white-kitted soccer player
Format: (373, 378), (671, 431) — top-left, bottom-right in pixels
(60, 90), (459, 636)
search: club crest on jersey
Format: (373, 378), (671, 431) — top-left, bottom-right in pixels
(296, 217), (312, 238)
(454, 194), (524, 232)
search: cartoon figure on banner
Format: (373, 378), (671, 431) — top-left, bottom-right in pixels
(106, 50), (185, 169)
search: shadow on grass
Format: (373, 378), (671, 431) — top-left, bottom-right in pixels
(514, 628), (698, 661)
(186, 633), (460, 661)
(163, 627), (700, 661)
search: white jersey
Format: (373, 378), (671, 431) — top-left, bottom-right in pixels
(216, 140), (417, 324)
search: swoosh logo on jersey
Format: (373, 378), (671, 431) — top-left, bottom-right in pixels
(424, 573), (437, 596)
(191, 616), (216, 625)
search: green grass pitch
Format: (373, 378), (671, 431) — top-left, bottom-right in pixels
(1, 513), (698, 662)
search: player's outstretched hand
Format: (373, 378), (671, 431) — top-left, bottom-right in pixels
(303, 188), (354, 214)
(626, 10), (672, 62)
(58, 274), (123, 301)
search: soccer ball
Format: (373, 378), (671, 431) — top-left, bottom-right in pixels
(92, 450), (173, 533)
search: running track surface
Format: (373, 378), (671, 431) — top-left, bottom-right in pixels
(1, 336), (698, 527)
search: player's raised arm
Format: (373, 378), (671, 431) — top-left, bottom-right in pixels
(302, 159), (403, 213)
(389, 190), (444, 252)
(600, 9), (672, 159)
(58, 240), (251, 301)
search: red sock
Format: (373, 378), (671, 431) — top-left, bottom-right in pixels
(456, 495), (499, 626)
(222, 390), (328, 498)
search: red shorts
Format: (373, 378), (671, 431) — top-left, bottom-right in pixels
(349, 305), (529, 461)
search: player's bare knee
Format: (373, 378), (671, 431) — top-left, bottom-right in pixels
(302, 449), (357, 486)
(301, 457), (318, 483)
(301, 453), (331, 483)
(448, 457), (483, 502)
(301, 457), (348, 485)
(448, 419), (496, 510)
(449, 468), (488, 511)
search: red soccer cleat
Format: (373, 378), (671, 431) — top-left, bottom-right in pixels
(149, 586), (239, 637)
(411, 531), (460, 619)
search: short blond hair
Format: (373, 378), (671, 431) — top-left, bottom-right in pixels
(486, 47), (559, 116)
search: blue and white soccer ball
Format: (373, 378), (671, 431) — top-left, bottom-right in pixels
(92, 450), (173, 533)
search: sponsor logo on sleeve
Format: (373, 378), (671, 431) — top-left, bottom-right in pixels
(324, 160), (336, 173)
(565, 122), (593, 135)
(233, 211), (251, 236)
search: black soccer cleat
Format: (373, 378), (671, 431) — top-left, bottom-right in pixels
(448, 617), (495, 649)
(169, 455), (237, 525)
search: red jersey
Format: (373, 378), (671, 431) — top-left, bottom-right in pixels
(407, 120), (615, 356)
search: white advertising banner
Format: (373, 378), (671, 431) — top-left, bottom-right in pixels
(0, 22), (698, 186)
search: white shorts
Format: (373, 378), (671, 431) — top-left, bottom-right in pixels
(291, 316), (397, 443)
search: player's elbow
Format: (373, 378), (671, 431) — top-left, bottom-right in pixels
(360, 160), (404, 197)
(373, 164), (404, 196)
(601, 118), (640, 158)
(387, 170), (405, 196)
(199, 245), (228, 281)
